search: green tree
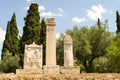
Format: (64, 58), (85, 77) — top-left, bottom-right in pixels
(20, 3), (41, 66)
(66, 19), (112, 72)
(2, 13), (19, 59)
(0, 51), (21, 73)
(116, 11), (120, 33)
(106, 33), (120, 72)
(40, 18), (46, 65)
(93, 56), (109, 73)
(56, 34), (64, 66)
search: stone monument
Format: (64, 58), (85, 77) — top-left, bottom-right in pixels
(16, 42), (43, 74)
(43, 18), (59, 74)
(64, 35), (73, 67)
(60, 35), (80, 74)
(24, 42), (43, 69)
(16, 18), (80, 75)
(46, 18), (56, 65)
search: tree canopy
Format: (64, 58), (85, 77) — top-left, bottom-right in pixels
(66, 19), (112, 72)
(116, 11), (120, 33)
(40, 18), (46, 65)
(2, 13), (19, 59)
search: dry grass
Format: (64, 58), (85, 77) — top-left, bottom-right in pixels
(0, 73), (120, 80)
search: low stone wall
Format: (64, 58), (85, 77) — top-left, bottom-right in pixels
(0, 73), (120, 80)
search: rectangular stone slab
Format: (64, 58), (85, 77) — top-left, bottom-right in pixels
(43, 65), (59, 74)
(16, 69), (43, 74)
(60, 66), (80, 74)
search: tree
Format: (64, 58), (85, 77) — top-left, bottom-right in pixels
(66, 19), (112, 72)
(40, 18), (46, 65)
(56, 34), (64, 66)
(93, 56), (108, 73)
(2, 13), (19, 59)
(116, 11), (120, 33)
(0, 51), (21, 73)
(20, 3), (41, 66)
(106, 33), (120, 72)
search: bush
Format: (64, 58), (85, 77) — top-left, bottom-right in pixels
(0, 51), (21, 73)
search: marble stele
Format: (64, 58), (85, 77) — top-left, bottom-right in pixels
(24, 42), (43, 69)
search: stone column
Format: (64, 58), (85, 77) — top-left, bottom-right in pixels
(60, 35), (80, 74)
(43, 18), (59, 74)
(64, 35), (73, 67)
(46, 18), (56, 65)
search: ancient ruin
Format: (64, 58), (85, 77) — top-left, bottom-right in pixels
(45, 18), (56, 65)
(43, 18), (59, 74)
(16, 42), (43, 74)
(24, 42), (43, 69)
(64, 35), (73, 67)
(60, 35), (80, 74)
(16, 18), (79, 74)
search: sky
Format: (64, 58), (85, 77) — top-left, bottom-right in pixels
(0, 0), (119, 58)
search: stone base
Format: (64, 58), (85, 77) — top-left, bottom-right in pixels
(60, 66), (80, 74)
(16, 69), (43, 74)
(43, 65), (59, 74)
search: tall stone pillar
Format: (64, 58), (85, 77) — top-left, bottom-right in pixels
(64, 35), (73, 67)
(46, 18), (56, 65)
(43, 18), (59, 74)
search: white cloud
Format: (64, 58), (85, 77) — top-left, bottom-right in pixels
(23, 4), (64, 18)
(24, 6), (29, 11)
(26, 0), (32, 3)
(72, 17), (85, 23)
(56, 33), (60, 39)
(40, 12), (63, 17)
(58, 8), (64, 13)
(39, 5), (46, 11)
(0, 28), (6, 44)
(86, 4), (106, 20)
(24, 5), (45, 11)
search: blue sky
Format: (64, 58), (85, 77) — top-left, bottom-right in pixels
(0, 0), (119, 58)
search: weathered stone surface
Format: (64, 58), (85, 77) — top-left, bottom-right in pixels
(24, 42), (43, 69)
(16, 69), (43, 74)
(60, 66), (80, 74)
(64, 35), (73, 67)
(46, 18), (56, 65)
(43, 65), (60, 74)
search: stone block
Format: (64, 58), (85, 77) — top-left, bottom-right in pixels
(43, 65), (59, 74)
(16, 69), (43, 74)
(60, 66), (80, 74)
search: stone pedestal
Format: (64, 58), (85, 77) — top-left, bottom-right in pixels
(16, 69), (43, 74)
(43, 65), (59, 74)
(60, 66), (80, 74)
